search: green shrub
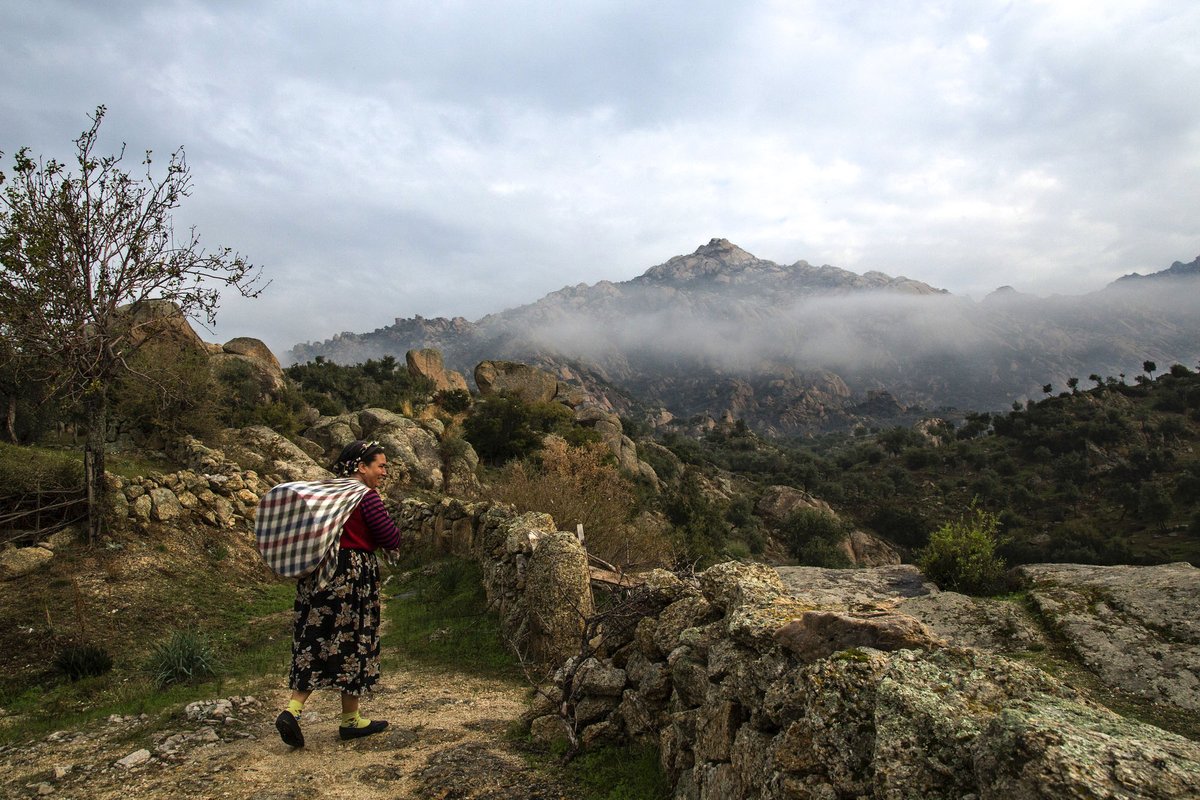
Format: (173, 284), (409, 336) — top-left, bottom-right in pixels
(464, 394), (599, 465)
(780, 507), (852, 568)
(146, 630), (219, 688)
(435, 388), (472, 413)
(53, 643), (114, 681)
(917, 504), (1007, 594)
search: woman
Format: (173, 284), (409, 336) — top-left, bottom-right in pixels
(275, 440), (403, 747)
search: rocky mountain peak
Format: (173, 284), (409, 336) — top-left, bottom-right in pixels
(1113, 254), (1200, 284)
(637, 238), (770, 283)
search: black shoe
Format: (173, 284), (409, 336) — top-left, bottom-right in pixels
(275, 710), (304, 748)
(339, 719), (388, 740)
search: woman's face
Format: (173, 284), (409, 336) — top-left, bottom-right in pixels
(356, 452), (388, 490)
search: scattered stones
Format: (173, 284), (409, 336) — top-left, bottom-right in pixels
(114, 748), (151, 769)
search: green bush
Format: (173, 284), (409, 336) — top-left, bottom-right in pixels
(146, 630), (219, 688)
(780, 507), (852, 568)
(917, 504), (1007, 594)
(463, 394), (596, 465)
(435, 388), (472, 414)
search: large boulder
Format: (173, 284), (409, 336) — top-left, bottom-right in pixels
(117, 299), (209, 351)
(216, 336), (287, 393)
(218, 426), (332, 482)
(756, 485), (836, 525)
(406, 348), (469, 393)
(306, 409), (444, 491)
(840, 529), (901, 567)
(474, 360), (559, 404)
(759, 486), (896, 566)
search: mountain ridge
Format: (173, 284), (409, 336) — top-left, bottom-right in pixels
(289, 242), (1200, 434)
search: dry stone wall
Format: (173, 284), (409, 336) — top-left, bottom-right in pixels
(525, 562), (1200, 799)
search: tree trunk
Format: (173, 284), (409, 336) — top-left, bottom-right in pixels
(84, 391), (108, 544)
(4, 396), (15, 443)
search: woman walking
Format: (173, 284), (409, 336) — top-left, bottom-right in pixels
(274, 439), (403, 747)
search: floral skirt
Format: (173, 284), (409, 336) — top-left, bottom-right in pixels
(288, 548), (381, 696)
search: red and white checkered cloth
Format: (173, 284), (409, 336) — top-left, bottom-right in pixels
(253, 478), (370, 588)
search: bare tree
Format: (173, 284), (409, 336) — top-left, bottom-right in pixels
(0, 106), (265, 542)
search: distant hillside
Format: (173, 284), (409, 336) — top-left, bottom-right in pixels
(289, 241), (1200, 434)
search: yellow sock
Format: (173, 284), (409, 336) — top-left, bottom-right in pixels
(286, 699), (304, 719)
(340, 711), (370, 728)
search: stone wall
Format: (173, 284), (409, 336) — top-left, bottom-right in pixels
(525, 561), (1200, 799)
(392, 495), (593, 664)
(106, 471), (593, 667)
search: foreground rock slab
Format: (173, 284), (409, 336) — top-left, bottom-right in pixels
(1017, 562), (1200, 712)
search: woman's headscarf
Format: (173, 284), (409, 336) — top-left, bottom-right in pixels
(331, 439), (385, 478)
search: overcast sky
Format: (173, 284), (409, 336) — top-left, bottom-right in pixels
(3, 0), (1198, 358)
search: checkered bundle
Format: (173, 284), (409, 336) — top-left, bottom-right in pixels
(253, 478), (370, 587)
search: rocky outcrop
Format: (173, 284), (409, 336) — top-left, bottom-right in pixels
(209, 337), (287, 397)
(304, 408), (448, 491)
(1017, 562), (1200, 712)
(406, 348), (469, 393)
(573, 406), (658, 484)
(217, 426), (331, 482)
(474, 360), (560, 404)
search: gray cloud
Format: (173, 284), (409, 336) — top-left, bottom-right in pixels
(2, 1), (1198, 357)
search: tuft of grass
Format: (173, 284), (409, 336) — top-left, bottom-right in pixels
(53, 643), (114, 681)
(562, 745), (673, 800)
(382, 558), (519, 678)
(146, 630), (219, 688)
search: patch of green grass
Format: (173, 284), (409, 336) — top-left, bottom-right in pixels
(0, 575), (296, 746)
(562, 744), (672, 800)
(381, 558), (519, 679)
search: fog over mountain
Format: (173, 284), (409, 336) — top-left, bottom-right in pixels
(290, 240), (1200, 433)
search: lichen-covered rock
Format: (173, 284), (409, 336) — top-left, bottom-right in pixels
(0, 546), (54, 579)
(574, 657), (627, 697)
(871, 648), (1079, 799)
(529, 714), (570, 749)
(653, 596), (719, 657)
(699, 561), (786, 613)
(695, 700), (745, 762)
(774, 610), (942, 663)
(724, 598), (813, 651)
(1017, 562), (1200, 713)
(149, 487), (183, 522)
(900, 590), (1049, 653)
(776, 564), (937, 610)
(525, 532), (592, 663)
(973, 697), (1200, 799)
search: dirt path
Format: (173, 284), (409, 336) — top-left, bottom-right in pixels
(1, 666), (571, 800)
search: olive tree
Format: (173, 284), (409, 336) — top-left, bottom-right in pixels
(0, 106), (264, 542)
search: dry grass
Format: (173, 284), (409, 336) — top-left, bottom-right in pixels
(482, 438), (672, 568)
